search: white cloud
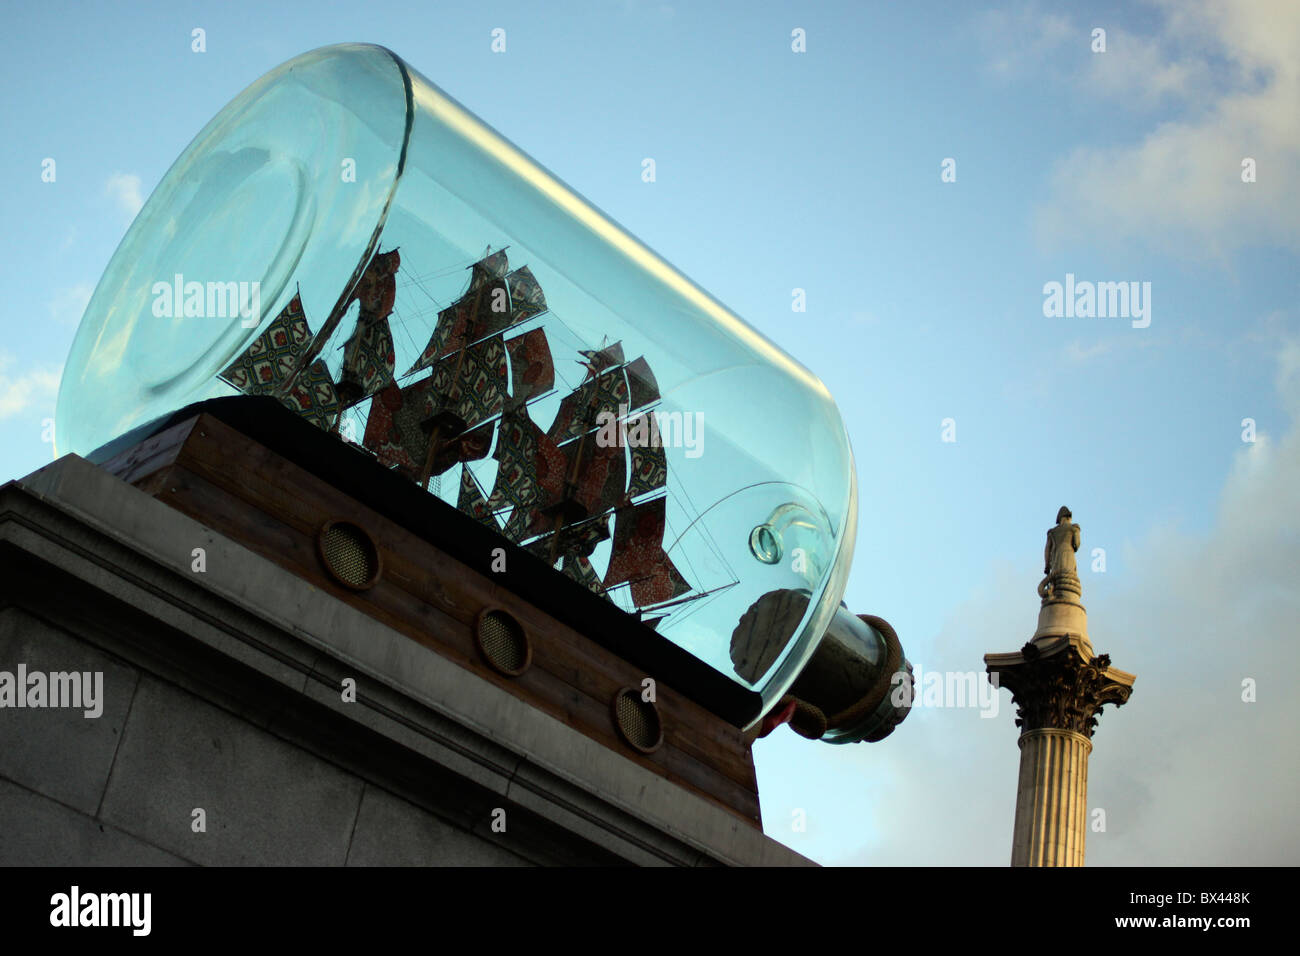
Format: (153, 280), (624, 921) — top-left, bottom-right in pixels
(105, 172), (144, 222)
(1083, 362), (1300, 864)
(1035, 0), (1300, 257)
(1083, 26), (1210, 108)
(0, 353), (62, 420)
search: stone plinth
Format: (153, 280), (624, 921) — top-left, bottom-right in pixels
(0, 454), (814, 867)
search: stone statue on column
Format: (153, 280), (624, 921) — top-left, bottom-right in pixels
(983, 505), (1135, 866)
(1038, 506), (1081, 603)
(1029, 506), (1088, 650)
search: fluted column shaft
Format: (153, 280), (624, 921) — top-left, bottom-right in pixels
(1010, 727), (1092, 867)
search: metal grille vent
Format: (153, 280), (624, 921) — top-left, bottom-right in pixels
(613, 688), (662, 753)
(476, 610), (529, 676)
(319, 521), (380, 590)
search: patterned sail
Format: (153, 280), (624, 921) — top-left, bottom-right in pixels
(469, 277), (514, 341)
(409, 302), (465, 374)
(579, 342), (625, 374)
(562, 436), (625, 518)
(350, 249), (401, 321)
(548, 366), (631, 444)
(505, 327), (554, 407)
(428, 333), (508, 428)
(362, 380), (432, 474)
(626, 412), (667, 500)
(603, 497), (691, 607)
(469, 248), (510, 292)
(339, 317), (396, 403)
(526, 514), (610, 561)
(485, 405), (565, 517)
(624, 356), (659, 411)
(428, 419), (493, 476)
(281, 360), (341, 430)
(562, 553), (605, 595)
(507, 266), (547, 323)
(497, 404), (567, 543)
(218, 292), (313, 395)
(501, 506), (532, 544)
(338, 249), (401, 404)
(406, 249), (510, 375)
(458, 467), (499, 529)
(518, 433), (626, 543)
(408, 277), (510, 374)
(362, 377), (495, 478)
(546, 345), (659, 446)
(219, 293), (342, 429)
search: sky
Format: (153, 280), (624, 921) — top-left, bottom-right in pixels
(1, 0), (1297, 865)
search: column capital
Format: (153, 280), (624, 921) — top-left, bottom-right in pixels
(985, 641), (1135, 738)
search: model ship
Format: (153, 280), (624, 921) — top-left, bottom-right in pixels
(219, 247), (711, 619)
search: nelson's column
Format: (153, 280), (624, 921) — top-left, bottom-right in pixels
(984, 507), (1136, 867)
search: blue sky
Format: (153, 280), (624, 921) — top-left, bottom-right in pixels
(2, 0), (1297, 865)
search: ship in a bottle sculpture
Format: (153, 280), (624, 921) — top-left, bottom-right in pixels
(56, 44), (907, 750)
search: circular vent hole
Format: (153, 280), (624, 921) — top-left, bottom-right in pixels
(613, 687), (663, 754)
(319, 520), (380, 590)
(476, 610), (530, 676)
